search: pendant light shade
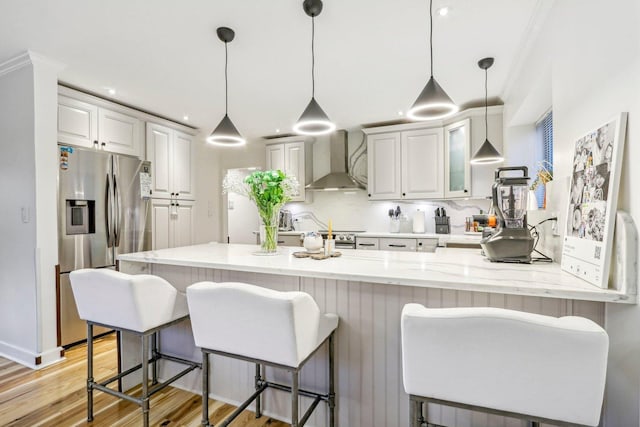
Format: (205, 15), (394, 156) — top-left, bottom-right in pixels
(470, 57), (504, 164)
(407, 76), (459, 121)
(294, 0), (335, 136)
(206, 27), (246, 147)
(293, 97), (336, 135)
(408, 0), (458, 121)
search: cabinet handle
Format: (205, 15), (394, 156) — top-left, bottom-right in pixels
(176, 193), (179, 197)
(101, 142), (106, 147)
(176, 203), (180, 207)
(389, 244), (407, 248)
(464, 189), (468, 193)
(93, 140), (99, 146)
(171, 192), (175, 196)
(277, 240), (285, 244)
(402, 193), (406, 196)
(368, 194), (371, 197)
(358, 243), (375, 247)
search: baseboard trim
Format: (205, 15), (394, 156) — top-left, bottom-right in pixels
(0, 340), (64, 369)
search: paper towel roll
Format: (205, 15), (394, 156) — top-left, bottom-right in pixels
(412, 210), (425, 233)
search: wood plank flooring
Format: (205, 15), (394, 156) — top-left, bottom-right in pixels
(0, 334), (289, 426)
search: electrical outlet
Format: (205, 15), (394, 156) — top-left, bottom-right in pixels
(21, 207), (30, 223)
(550, 212), (560, 236)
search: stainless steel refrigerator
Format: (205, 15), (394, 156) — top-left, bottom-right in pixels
(58, 145), (152, 347)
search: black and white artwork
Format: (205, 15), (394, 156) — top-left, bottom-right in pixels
(562, 113), (627, 288)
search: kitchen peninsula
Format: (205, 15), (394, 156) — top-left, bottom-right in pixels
(118, 243), (635, 427)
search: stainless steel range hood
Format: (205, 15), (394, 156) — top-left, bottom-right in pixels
(306, 130), (365, 191)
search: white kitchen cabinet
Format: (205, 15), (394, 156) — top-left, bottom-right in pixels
(367, 128), (443, 200)
(380, 237), (417, 251)
(147, 122), (195, 201)
(265, 138), (312, 202)
(355, 237), (379, 250)
(366, 133), (401, 200)
(57, 95), (143, 157)
(151, 199), (194, 250)
(401, 128), (444, 199)
(444, 118), (471, 198)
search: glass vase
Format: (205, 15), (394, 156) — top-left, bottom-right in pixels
(259, 223), (279, 254)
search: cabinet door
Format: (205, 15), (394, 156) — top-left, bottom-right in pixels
(151, 200), (171, 250)
(146, 123), (172, 199)
(58, 96), (98, 148)
(173, 201), (194, 248)
(401, 128), (444, 199)
(444, 119), (471, 198)
(266, 144), (285, 172)
(284, 142), (306, 201)
(380, 238), (417, 251)
(173, 131), (195, 200)
(98, 108), (142, 157)
(367, 133), (402, 200)
(356, 237), (379, 250)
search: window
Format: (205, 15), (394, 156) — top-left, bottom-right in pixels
(534, 111), (553, 208)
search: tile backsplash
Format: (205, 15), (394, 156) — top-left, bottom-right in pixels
(286, 191), (491, 234)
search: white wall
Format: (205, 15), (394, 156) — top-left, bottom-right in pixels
(0, 52), (62, 368)
(503, 1), (640, 424)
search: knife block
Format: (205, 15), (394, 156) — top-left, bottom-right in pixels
(435, 216), (450, 234)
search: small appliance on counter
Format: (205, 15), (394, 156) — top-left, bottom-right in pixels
(481, 166), (534, 263)
(278, 209), (293, 231)
(434, 207), (450, 234)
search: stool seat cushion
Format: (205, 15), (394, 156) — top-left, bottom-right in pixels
(70, 269), (186, 333)
(401, 304), (608, 426)
(187, 282), (338, 368)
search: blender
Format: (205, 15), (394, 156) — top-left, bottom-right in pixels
(481, 166), (534, 263)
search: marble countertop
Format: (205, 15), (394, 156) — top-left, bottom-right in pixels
(118, 243), (634, 304)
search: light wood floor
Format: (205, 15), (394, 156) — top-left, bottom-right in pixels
(0, 334), (289, 426)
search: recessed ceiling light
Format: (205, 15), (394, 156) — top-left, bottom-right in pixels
(183, 115), (189, 121)
(438, 7), (449, 16)
(108, 88), (116, 96)
(276, 128), (281, 133)
(398, 111), (404, 116)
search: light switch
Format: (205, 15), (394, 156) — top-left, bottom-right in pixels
(228, 199), (234, 210)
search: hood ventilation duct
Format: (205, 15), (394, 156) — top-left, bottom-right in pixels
(306, 130), (365, 191)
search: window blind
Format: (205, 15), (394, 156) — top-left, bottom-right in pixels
(535, 111), (553, 208)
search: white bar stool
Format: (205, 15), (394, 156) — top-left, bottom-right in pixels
(401, 304), (608, 427)
(70, 268), (200, 427)
(187, 281), (339, 427)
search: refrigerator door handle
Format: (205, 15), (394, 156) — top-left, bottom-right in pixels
(105, 172), (114, 248)
(113, 173), (122, 247)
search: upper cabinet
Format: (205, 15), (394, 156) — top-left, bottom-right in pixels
(58, 95), (143, 158)
(265, 137), (312, 202)
(146, 122), (195, 201)
(364, 106), (502, 201)
(444, 118), (471, 198)
(367, 128), (444, 200)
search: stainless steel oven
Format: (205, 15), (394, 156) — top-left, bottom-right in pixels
(319, 231), (363, 249)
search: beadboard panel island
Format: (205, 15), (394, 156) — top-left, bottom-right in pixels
(117, 243), (633, 427)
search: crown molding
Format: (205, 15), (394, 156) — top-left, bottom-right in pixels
(0, 51), (65, 78)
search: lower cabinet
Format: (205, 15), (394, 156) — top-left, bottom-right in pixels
(151, 199), (194, 250)
(356, 236), (438, 253)
(277, 234), (304, 247)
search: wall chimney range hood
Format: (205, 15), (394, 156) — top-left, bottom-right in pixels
(306, 130), (365, 191)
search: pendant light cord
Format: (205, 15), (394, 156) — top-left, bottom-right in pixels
(224, 41), (229, 115)
(311, 16), (316, 98)
(429, 0), (434, 77)
(485, 67), (488, 140)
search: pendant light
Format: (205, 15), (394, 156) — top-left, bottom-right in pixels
(407, 0), (459, 121)
(470, 57), (504, 164)
(206, 27), (246, 147)
(293, 0), (336, 136)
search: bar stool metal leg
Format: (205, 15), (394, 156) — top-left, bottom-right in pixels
(255, 363), (262, 418)
(201, 350), (209, 427)
(141, 333), (150, 427)
(151, 332), (159, 385)
(291, 370), (299, 427)
(87, 323), (94, 422)
(329, 332), (336, 427)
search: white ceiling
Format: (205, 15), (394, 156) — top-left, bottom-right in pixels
(1, 0), (540, 140)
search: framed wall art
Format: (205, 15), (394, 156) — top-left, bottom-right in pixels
(562, 113), (627, 288)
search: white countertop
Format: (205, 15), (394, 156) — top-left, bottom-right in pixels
(118, 243), (634, 303)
